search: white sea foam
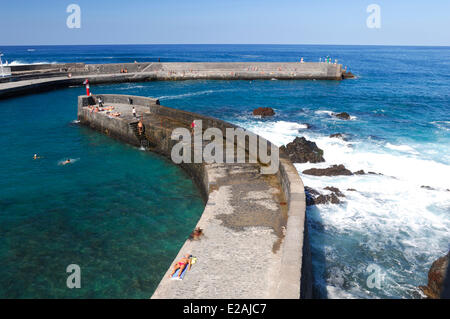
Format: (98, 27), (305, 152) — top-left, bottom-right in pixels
(236, 118), (450, 298)
(116, 84), (146, 90)
(385, 143), (419, 155)
(5, 60), (57, 66)
(314, 110), (357, 120)
(431, 121), (450, 132)
(241, 120), (309, 146)
(315, 110), (334, 116)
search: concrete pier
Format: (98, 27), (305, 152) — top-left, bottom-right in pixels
(77, 94), (312, 299)
(0, 62), (345, 100)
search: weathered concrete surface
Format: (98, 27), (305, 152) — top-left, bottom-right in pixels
(1, 62), (344, 99)
(77, 94), (311, 299)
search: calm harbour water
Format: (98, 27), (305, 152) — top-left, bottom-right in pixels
(0, 45), (449, 298)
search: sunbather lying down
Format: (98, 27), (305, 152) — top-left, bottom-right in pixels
(169, 254), (193, 278)
(110, 112), (121, 117)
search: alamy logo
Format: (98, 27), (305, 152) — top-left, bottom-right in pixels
(366, 264), (383, 289)
(66, 264), (81, 289)
(366, 4), (381, 29)
(66, 4), (81, 29)
(170, 120), (279, 174)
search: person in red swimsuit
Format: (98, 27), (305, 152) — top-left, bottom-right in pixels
(169, 254), (192, 278)
(190, 120), (196, 136)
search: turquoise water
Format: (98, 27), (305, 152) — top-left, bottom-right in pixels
(0, 89), (205, 298)
(0, 45), (449, 298)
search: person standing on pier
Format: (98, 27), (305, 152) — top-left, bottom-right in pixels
(191, 120), (196, 136)
(138, 117), (144, 135)
(98, 96), (104, 108)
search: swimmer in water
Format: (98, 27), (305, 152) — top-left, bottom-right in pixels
(33, 154), (40, 160)
(62, 159), (71, 165)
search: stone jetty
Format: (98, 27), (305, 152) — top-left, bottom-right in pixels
(1, 61), (346, 100)
(77, 94), (312, 299)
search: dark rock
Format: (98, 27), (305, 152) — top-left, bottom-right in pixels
(305, 186), (320, 196)
(342, 71), (355, 79)
(280, 137), (325, 163)
(303, 164), (353, 177)
(354, 170), (366, 175)
(347, 188), (357, 192)
(253, 107), (275, 117)
(419, 252), (449, 299)
(324, 186), (345, 197)
(315, 193), (341, 205)
(329, 133), (347, 140)
(368, 171), (383, 176)
(334, 112), (351, 120)
(305, 195), (316, 207)
(305, 186), (320, 206)
(305, 186), (341, 206)
(421, 185), (435, 191)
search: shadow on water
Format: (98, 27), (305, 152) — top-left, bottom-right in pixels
(306, 204), (329, 299)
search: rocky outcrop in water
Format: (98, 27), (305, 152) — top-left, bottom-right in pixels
(302, 164), (378, 177)
(342, 71), (355, 79)
(324, 186), (345, 197)
(253, 107), (275, 117)
(305, 186), (344, 206)
(329, 133), (347, 140)
(303, 164), (353, 176)
(334, 112), (351, 120)
(280, 137), (325, 163)
(419, 252), (449, 299)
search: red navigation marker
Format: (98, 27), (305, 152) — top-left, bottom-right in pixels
(83, 79), (90, 96)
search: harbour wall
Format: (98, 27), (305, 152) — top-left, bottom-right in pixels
(0, 62), (344, 99)
(77, 94), (312, 298)
(10, 62), (343, 79)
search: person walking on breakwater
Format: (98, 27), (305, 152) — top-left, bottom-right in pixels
(138, 117), (144, 135)
(190, 120), (196, 136)
(132, 106), (137, 118)
(169, 254), (193, 278)
(98, 96), (104, 108)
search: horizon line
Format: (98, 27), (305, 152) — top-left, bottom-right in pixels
(1, 43), (450, 48)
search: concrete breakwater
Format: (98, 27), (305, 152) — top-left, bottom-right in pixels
(0, 62), (345, 99)
(77, 94), (312, 299)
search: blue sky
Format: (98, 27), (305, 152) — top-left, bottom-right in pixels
(2, 0), (450, 46)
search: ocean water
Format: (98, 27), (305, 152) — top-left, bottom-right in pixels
(0, 45), (449, 298)
(0, 89), (205, 298)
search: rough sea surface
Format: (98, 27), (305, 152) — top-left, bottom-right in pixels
(0, 45), (449, 298)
